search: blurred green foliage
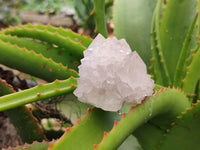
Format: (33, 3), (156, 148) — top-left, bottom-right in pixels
(0, 0), (28, 25)
(74, 0), (113, 35)
(21, 0), (72, 15)
(0, 0), (112, 33)
(0, 0), (74, 25)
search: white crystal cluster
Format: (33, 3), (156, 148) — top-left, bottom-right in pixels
(74, 34), (154, 112)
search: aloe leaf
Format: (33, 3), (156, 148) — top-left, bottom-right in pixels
(22, 23), (92, 48)
(48, 102), (135, 150)
(0, 24), (93, 78)
(93, 0), (108, 37)
(182, 49), (200, 94)
(94, 88), (190, 150)
(48, 99), (139, 150)
(0, 79), (47, 143)
(133, 123), (165, 150)
(158, 0), (196, 82)
(113, 0), (158, 67)
(0, 39), (78, 81)
(48, 108), (121, 150)
(196, 0), (200, 40)
(150, 0), (171, 86)
(0, 79), (15, 95)
(173, 13), (198, 87)
(197, 80), (200, 100)
(0, 77), (77, 111)
(0, 34), (80, 70)
(185, 43), (200, 69)
(1, 25), (86, 59)
(158, 100), (200, 150)
(47, 88), (190, 150)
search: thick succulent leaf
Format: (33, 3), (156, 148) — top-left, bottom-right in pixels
(49, 104), (139, 150)
(94, 88), (190, 150)
(0, 77), (77, 111)
(173, 13), (198, 87)
(0, 39), (78, 81)
(0, 78), (15, 94)
(182, 49), (200, 94)
(198, 80), (200, 100)
(194, 0), (200, 41)
(48, 88), (190, 150)
(0, 34), (80, 70)
(1, 24), (91, 59)
(49, 108), (121, 150)
(150, 0), (171, 86)
(22, 24), (92, 48)
(0, 24), (93, 80)
(113, 0), (158, 67)
(93, 0), (108, 37)
(134, 123), (165, 150)
(158, 100), (200, 150)
(49, 103), (143, 150)
(158, 0), (196, 82)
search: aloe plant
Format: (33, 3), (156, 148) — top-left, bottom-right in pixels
(0, 0), (200, 150)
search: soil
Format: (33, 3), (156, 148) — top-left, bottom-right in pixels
(0, 112), (23, 149)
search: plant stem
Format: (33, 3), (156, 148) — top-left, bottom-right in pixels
(93, 0), (108, 37)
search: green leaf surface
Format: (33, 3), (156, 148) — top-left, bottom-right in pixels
(173, 13), (198, 87)
(94, 0), (108, 37)
(1, 25), (86, 59)
(158, 101), (200, 150)
(158, 0), (196, 82)
(134, 123), (165, 150)
(0, 39), (78, 81)
(182, 48), (200, 94)
(0, 77), (77, 111)
(95, 89), (190, 150)
(49, 108), (121, 150)
(0, 34), (80, 70)
(150, 0), (171, 86)
(113, 0), (158, 67)
(22, 24), (92, 48)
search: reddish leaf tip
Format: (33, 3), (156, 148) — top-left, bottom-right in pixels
(66, 127), (71, 132)
(48, 143), (54, 149)
(38, 83), (43, 86)
(93, 144), (99, 149)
